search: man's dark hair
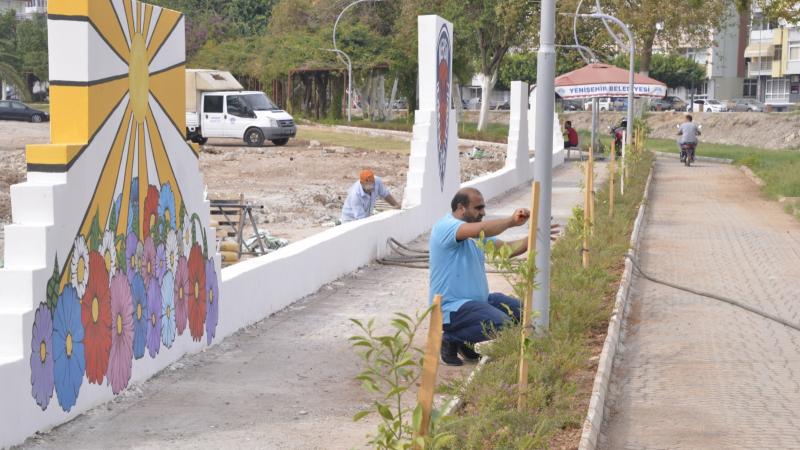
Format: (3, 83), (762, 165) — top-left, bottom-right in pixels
(451, 187), (480, 212)
(565, 120), (572, 127)
(686, 114), (693, 121)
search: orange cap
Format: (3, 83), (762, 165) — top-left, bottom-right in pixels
(359, 169), (375, 183)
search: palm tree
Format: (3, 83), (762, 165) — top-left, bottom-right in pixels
(0, 38), (30, 101)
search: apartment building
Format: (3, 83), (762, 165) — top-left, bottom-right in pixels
(0, 0), (45, 17)
(743, 8), (800, 108)
(663, 5), (748, 103)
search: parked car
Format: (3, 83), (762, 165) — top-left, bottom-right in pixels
(0, 100), (49, 122)
(391, 99), (407, 110)
(583, 97), (613, 111)
(494, 100), (510, 110)
(730, 98), (764, 112)
(688, 99), (728, 112)
(664, 96), (686, 111)
(649, 98), (672, 111)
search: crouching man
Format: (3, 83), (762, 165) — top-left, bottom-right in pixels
(429, 187), (531, 366)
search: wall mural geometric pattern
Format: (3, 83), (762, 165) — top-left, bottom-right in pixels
(29, 0), (219, 412)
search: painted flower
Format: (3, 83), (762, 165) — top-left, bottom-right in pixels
(174, 256), (189, 335)
(127, 178), (140, 235)
(125, 232), (140, 283)
(108, 273), (133, 394)
(155, 243), (167, 282)
(99, 230), (117, 279)
(181, 210), (192, 256)
(143, 185), (159, 240)
(205, 259), (219, 345)
(81, 251), (111, 385)
(146, 277), (162, 358)
(70, 235), (90, 299)
(130, 274), (148, 360)
(187, 244), (207, 342)
(30, 303), (54, 410)
(158, 182), (176, 236)
(143, 236), (157, 286)
(160, 271), (176, 348)
(52, 285), (85, 412)
(165, 230), (179, 274)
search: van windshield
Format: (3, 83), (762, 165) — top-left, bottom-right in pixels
(242, 93), (279, 111)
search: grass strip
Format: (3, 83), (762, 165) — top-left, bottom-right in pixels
(578, 130), (800, 202)
(438, 151), (654, 449)
(295, 126), (411, 154)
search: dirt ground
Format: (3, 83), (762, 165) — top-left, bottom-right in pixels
(0, 122), (504, 262)
(564, 110), (800, 150)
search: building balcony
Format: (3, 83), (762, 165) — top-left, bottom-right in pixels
(750, 29), (775, 41)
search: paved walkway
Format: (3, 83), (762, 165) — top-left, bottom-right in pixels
(600, 157), (800, 448)
(20, 161), (606, 450)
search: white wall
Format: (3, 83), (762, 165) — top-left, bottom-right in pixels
(0, 11), (564, 447)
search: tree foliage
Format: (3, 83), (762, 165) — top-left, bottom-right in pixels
(612, 53), (705, 88)
(582, 0), (730, 75)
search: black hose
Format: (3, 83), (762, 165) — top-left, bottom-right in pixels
(626, 253), (800, 333)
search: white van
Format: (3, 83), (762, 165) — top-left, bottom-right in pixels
(185, 69), (296, 146)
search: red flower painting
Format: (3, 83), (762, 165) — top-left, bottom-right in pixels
(187, 244), (206, 342)
(81, 251), (111, 384)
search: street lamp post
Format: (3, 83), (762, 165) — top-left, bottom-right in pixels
(575, 13), (635, 191)
(332, 0), (383, 122)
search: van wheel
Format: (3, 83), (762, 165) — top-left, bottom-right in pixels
(196, 137), (208, 145)
(271, 138), (289, 146)
(705, 108), (712, 112)
(245, 128), (264, 147)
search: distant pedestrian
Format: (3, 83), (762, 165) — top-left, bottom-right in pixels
(564, 120), (579, 148)
(340, 169), (400, 223)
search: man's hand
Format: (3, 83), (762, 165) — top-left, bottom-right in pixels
(550, 223), (561, 241)
(510, 208), (530, 226)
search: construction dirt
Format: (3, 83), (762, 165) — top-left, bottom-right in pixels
(0, 121), (505, 262)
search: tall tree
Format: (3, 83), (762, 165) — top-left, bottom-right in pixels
(734, 0), (800, 22)
(593, 0), (729, 76)
(446, 0), (539, 131)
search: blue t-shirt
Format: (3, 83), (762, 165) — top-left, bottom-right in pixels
(429, 214), (494, 324)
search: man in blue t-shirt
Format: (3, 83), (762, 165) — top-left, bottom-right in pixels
(429, 187), (531, 366)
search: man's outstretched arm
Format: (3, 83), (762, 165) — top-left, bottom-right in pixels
(455, 208), (530, 241)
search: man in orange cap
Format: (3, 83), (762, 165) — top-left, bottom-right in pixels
(340, 169), (400, 223)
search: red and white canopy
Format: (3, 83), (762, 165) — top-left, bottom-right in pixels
(554, 63), (667, 99)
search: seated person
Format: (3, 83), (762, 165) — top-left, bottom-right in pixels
(341, 169), (400, 223)
(564, 120), (579, 148)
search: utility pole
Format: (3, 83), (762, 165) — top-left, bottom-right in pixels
(532, 0), (556, 333)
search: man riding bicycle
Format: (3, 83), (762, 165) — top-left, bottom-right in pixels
(677, 114), (701, 163)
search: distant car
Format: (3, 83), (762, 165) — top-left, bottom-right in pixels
(730, 98), (764, 112)
(688, 99), (728, 113)
(583, 97), (613, 111)
(0, 100), (49, 122)
(494, 100), (510, 110)
(663, 96), (686, 111)
(650, 98), (672, 111)
(391, 99), (407, 110)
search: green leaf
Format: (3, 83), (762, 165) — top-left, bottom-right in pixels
(88, 212), (101, 252)
(376, 403), (394, 421)
(411, 404), (423, 433)
(352, 410), (371, 422)
(45, 255), (60, 312)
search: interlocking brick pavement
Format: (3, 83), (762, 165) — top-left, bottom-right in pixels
(599, 157), (800, 449)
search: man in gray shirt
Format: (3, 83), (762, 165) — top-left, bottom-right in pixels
(677, 114), (701, 162)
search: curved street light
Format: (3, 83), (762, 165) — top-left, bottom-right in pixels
(332, 0), (384, 121)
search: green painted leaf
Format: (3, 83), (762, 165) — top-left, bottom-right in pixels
(45, 255), (60, 312)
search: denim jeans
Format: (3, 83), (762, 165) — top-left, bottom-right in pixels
(442, 293), (521, 345)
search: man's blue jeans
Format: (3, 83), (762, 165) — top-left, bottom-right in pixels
(442, 293), (521, 345)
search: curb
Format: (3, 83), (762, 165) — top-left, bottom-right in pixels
(739, 165), (767, 187)
(578, 160), (656, 450)
(654, 151), (732, 164)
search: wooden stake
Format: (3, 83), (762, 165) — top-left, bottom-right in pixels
(620, 130), (627, 196)
(517, 181), (540, 411)
(583, 160), (590, 269)
(588, 143), (595, 232)
(416, 295), (443, 441)
(609, 140), (616, 217)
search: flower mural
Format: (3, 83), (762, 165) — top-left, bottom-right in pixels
(28, 0), (220, 412)
(52, 286), (85, 412)
(146, 278), (162, 358)
(160, 271), (177, 348)
(81, 252), (111, 385)
(108, 274), (134, 395)
(30, 304), (54, 410)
